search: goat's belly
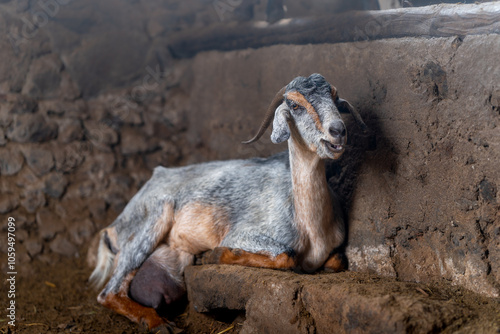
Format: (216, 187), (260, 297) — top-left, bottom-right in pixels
(168, 202), (231, 254)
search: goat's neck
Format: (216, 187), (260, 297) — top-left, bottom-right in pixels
(288, 135), (334, 269)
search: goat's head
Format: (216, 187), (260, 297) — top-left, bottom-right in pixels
(243, 73), (367, 160)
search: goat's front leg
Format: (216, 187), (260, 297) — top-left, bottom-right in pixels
(197, 247), (296, 269)
(97, 271), (172, 333)
(323, 251), (347, 272)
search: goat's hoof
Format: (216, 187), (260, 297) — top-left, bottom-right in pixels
(196, 247), (229, 265)
(323, 253), (347, 273)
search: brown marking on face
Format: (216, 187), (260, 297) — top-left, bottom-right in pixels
(208, 247), (296, 269)
(152, 202), (175, 247)
(169, 203), (230, 254)
(286, 91), (324, 132)
(98, 271), (166, 330)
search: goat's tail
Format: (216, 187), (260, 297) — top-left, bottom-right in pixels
(88, 229), (116, 290)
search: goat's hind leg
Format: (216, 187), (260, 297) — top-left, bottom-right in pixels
(129, 245), (193, 317)
(97, 200), (176, 331)
(97, 271), (170, 332)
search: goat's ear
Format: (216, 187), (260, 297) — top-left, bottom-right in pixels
(271, 103), (291, 144)
(335, 98), (353, 114)
(336, 98), (368, 132)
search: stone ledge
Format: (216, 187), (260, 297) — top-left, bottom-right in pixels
(184, 265), (500, 334)
(168, 2), (500, 58)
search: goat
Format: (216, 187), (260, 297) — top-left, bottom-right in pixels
(88, 73), (367, 331)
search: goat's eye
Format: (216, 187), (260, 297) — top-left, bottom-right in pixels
(289, 101), (299, 110)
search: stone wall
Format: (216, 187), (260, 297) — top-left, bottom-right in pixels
(0, 0), (498, 300)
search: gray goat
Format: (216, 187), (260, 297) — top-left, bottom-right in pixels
(88, 73), (367, 330)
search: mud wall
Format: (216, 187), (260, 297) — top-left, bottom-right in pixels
(180, 36), (500, 297)
(0, 0), (498, 298)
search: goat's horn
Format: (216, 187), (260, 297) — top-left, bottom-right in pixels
(242, 86), (287, 144)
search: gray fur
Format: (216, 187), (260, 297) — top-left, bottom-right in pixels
(91, 73), (365, 310)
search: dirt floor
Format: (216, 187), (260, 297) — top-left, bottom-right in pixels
(0, 252), (241, 334)
(1, 249), (499, 334)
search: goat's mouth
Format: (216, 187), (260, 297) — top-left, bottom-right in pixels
(322, 139), (345, 158)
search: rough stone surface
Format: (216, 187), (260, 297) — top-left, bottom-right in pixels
(185, 265), (500, 334)
(0, 146), (24, 175)
(0, 128), (5, 146)
(0, 194), (18, 214)
(56, 118), (84, 143)
(120, 126), (150, 155)
(36, 207), (65, 240)
(83, 120), (119, 151)
(6, 113), (58, 143)
(25, 237), (43, 258)
(20, 189), (46, 214)
(49, 234), (78, 256)
(43, 172), (68, 199)
(22, 145), (55, 176)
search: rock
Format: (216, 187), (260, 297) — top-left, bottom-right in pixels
(83, 120), (118, 151)
(0, 194), (18, 214)
(22, 146), (54, 176)
(0, 128), (6, 146)
(36, 207), (65, 240)
(22, 53), (63, 99)
(107, 95), (143, 125)
(145, 142), (181, 169)
(14, 164), (42, 188)
(20, 189), (46, 213)
(64, 180), (94, 199)
(103, 190), (127, 214)
(25, 237), (43, 258)
(68, 218), (95, 245)
(56, 195), (90, 221)
(0, 104), (13, 128)
(3, 93), (37, 114)
(13, 243), (31, 264)
(38, 100), (65, 116)
(479, 179), (497, 203)
(49, 234), (78, 256)
(43, 172), (68, 199)
(53, 142), (86, 173)
(59, 71), (81, 100)
(120, 126), (150, 155)
(15, 228), (28, 242)
(38, 99), (87, 118)
(185, 265), (500, 334)
(57, 118), (83, 143)
(6, 113), (58, 143)
(87, 198), (107, 222)
(0, 146), (24, 175)
(79, 151), (115, 175)
(7, 210), (34, 230)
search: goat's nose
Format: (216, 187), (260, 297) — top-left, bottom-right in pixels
(328, 121), (346, 138)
